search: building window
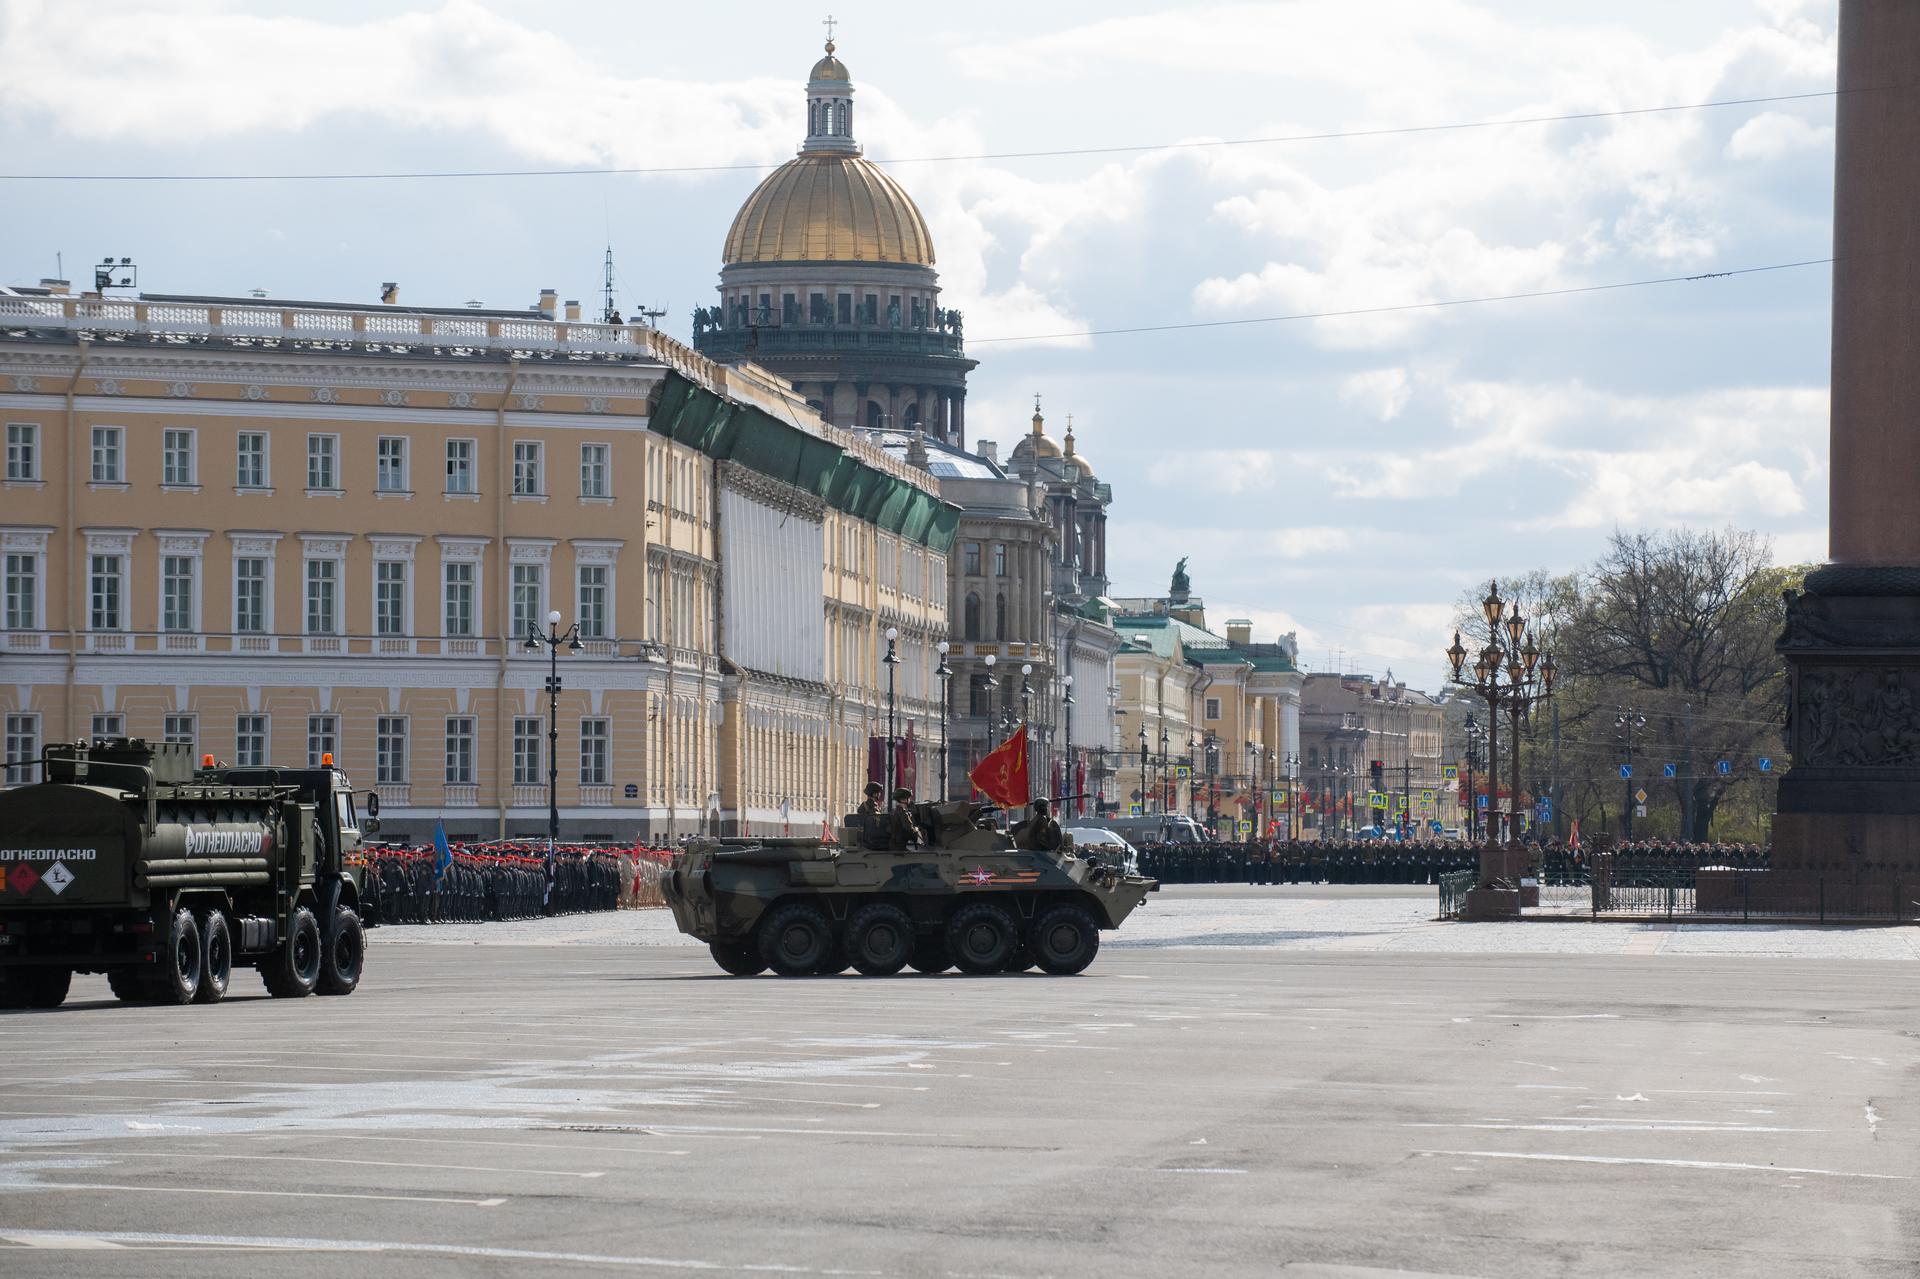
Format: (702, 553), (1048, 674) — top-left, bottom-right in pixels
(993, 544), (1007, 577)
(161, 555), (196, 632)
(963, 593), (981, 641)
(91, 426), (124, 483)
(376, 716), (407, 785)
(580, 718), (610, 786)
(512, 441), (542, 495)
(445, 716), (475, 785)
(577, 565), (608, 639)
(5, 423), (37, 481)
(968, 673), (992, 717)
(236, 432), (267, 489)
(306, 434), (339, 491)
(3, 713), (38, 785)
(1205, 698), (1222, 721)
(375, 560), (408, 636)
(580, 443), (609, 498)
(863, 293), (878, 325)
(512, 717), (542, 786)
(89, 555), (123, 631)
(236, 715), (267, 768)
(445, 439), (475, 494)
(511, 563), (543, 638)
(234, 557), (268, 633)
(995, 593), (1007, 641)
(376, 437), (408, 492)
(91, 713), (124, 740)
(163, 713), (196, 750)
(306, 714), (337, 767)
(305, 559), (338, 634)
(963, 542), (982, 576)
(2, 553), (35, 629)
(837, 294), (852, 325)
(443, 561), (474, 636)
(162, 429), (196, 486)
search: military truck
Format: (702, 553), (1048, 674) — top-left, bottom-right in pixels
(0, 738), (375, 1010)
(663, 799), (1157, 977)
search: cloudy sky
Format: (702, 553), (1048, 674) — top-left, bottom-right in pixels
(0, 0), (1839, 685)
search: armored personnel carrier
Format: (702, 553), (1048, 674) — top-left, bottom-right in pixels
(663, 800), (1157, 976)
(0, 738), (373, 1010)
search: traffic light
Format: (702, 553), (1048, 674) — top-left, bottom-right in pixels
(1370, 759), (1384, 787)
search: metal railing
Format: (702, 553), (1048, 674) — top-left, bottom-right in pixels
(1436, 869), (1475, 919)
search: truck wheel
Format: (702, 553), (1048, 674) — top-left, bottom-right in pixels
(153, 907), (203, 1005)
(847, 904), (914, 976)
(1031, 905), (1100, 975)
(107, 969), (152, 1003)
(1003, 943), (1038, 973)
(757, 903), (831, 976)
(906, 936), (953, 974)
(25, 969), (72, 1009)
(262, 906), (321, 998)
(316, 907), (364, 996)
(194, 912), (232, 1005)
(709, 941), (768, 976)
(946, 903), (1017, 975)
(813, 937), (853, 976)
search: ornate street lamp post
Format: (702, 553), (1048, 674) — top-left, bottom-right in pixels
(935, 640), (952, 800)
(1060, 674), (1075, 816)
(1615, 707), (1647, 839)
(1445, 581), (1556, 846)
(883, 625), (900, 798)
(524, 608), (582, 844)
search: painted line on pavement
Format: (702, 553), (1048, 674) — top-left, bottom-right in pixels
(0, 1179), (508, 1205)
(1418, 1150), (1906, 1180)
(43, 1150), (607, 1178)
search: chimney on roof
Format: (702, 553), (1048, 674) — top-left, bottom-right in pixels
(380, 282), (398, 305)
(976, 439), (998, 465)
(39, 278), (70, 295)
(537, 288), (557, 318)
(564, 299), (581, 322)
(1226, 618), (1252, 646)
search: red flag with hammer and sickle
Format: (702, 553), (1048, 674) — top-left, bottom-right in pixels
(969, 725), (1030, 809)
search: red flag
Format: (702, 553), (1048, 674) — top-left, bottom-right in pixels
(969, 725), (1030, 809)
(1568, 818), (1581, 849)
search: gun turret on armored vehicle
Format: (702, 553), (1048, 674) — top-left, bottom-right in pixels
(663, 799), (1157, 977)
(0, 738), (373, 1010)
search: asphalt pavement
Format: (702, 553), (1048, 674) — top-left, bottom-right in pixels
(1, 889), (1915, 1277)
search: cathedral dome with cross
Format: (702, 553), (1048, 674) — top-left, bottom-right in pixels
(692, 22), (976, 441)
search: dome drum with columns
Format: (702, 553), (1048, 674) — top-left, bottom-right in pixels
(691, 37), (976, 442)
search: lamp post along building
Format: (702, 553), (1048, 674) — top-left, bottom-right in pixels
(0, 283), (953, 841)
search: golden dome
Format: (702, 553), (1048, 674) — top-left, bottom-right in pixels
(1063, 418), (1095, 478)
(810, 44), (850, 82)
(1011, 402), (1062, 463)
(723, 153), (935, 266)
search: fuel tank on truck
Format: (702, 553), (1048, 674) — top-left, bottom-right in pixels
(0, 784), (142, 908)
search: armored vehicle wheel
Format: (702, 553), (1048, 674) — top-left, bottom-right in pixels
(194, 911), (231, 1004)
(906, 936), (953, 974)
(316, 906), (364, 996)
(946, 903), (1018, 975)
(263, 906), (322, 998)
(846, 904), (914, 976)
(1003, 943), (1038, 973)
(814, 940), (854, 975)
(1031, 905), (1100, 975)
(107, 968), (152, 1003)
(709, 941), (769, 976)
(153, 907), (204, 1005)
(758, 903), (833, 976)
(0, 968), (71, 1010)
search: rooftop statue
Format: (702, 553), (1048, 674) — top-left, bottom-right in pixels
(1171, 557), (1191, 597)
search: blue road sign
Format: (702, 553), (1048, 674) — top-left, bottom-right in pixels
(1758, 758), (1773, 773)
(1536, 798), (1553, 821)
(1716, 759), (1732, 776)
(1663, 763), (1677, 778)
(1619, 764), (1633, 779)
(1476, 795), (1489, 811)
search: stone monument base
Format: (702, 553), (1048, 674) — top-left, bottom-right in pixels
(1697, 866), (1915, 920)
(1463, 888), (1521, 921)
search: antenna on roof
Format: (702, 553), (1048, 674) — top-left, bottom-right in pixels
(639, 302), (667, 328)
(94, 255), (137, 294)
(601, 245), (619, 324)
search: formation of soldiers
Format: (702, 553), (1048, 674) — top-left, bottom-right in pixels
(1134, 838), (1772, 886)
(355, 842), (631, 925)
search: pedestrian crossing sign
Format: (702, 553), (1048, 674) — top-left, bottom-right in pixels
(1129, 803), (1142, 817)
(1419, 789), (1435, 807)
(1175, 765), (1192, 778)
(1236, 820), (1251, 835)
(1442, 765), (1458, 781)
(1369, 791), (1388, 810)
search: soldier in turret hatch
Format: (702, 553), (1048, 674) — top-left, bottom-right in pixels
(887, 787), (924, 850)
(1012, 797), (1063, 852)
(856, 781), (887, 849)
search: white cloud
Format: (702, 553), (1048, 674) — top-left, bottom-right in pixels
(1341, 368), (1413, 422)
(1727, 111), (1834, 161)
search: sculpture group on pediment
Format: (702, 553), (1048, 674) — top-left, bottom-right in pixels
(1800, 666), (1920, 767)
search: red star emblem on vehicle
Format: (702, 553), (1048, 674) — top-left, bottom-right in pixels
(964, 867), (995, 886)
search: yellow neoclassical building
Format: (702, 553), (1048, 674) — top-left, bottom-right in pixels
(0, 283), (953, 841)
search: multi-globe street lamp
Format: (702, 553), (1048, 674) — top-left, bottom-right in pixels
(1445, 581), (1556, 846)
(524, 608), (582, 844)
(882, 625), (900, 797)
(1060, 674), (1075, 817)
(1462, 713), (1486, 842)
